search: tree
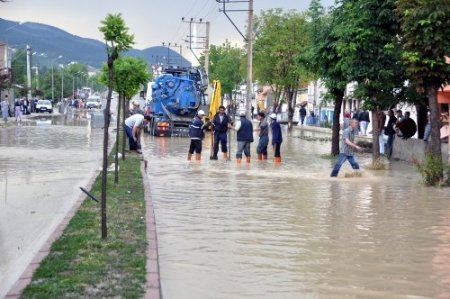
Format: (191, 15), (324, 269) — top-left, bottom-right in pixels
(200, 41), (244, 96)
(335, 0), (405, 163)
(10, 49), (27, 94)
(305, 0), (325, 116)
(100, 56), (150, 183)
(307, 5), (349, 155)
(397, 0), (450, 182)
(98, 13), (134, 239)
(253, 9), (311, 128)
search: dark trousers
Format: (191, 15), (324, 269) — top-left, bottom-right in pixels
(386, 134), (395, 158)
(124, 124), (138, 151)
(189, 139), (202, 154)
(330, 154), (360, 177)
(273, 143), (281, 157)
(257, 136), (269, 155)
(213, 131), (227, 156)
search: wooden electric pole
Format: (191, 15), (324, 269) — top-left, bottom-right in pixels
(245, 0), (253, 119)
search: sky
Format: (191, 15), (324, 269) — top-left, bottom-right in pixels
(2, 0), (334, 65)
(2, 0), (334, 48)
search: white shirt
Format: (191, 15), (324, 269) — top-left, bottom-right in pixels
(125, 114), (144, 128)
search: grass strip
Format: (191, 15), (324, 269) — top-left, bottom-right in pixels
(21, 152), (147, 298)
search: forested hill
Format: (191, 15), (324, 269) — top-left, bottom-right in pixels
(0, 18), (190, 68)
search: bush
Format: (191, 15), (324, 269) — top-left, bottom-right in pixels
(415, 154), (449, 186)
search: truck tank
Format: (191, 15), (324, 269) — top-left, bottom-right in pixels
(147, 67), (208, 136)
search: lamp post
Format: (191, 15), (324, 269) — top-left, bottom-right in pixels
(51, 55), (62, 101)
(26, 45), (32, 101)
(31, 65), (39, 90)
(61, 65), (64, 101)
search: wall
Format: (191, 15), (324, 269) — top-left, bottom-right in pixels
(392, 137), (449, 163)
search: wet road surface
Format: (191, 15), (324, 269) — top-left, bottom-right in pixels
(143, 128), (450, 299)
(0, 109), (113, 298)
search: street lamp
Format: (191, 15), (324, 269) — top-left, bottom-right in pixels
(72, 71), (82, 98)
(31, 66), (39, 90)
(60, 64), (64, 101)
(51, 55), (62, 101)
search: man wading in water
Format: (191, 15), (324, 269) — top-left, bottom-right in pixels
(330, 118), (362, 177)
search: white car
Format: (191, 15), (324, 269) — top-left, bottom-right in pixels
(36, 100), (53, 113)
(86, 96), (102, 109)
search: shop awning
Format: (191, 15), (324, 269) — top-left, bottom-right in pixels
(438, 85), (450, 104)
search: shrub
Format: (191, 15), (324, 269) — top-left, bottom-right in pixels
(415, 154), (448, 186)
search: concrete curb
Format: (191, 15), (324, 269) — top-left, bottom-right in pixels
(5, 169), (100, 298)
(141, 162), (162, 299)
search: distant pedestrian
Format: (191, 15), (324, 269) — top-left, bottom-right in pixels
(270, 113), (283, 163)
(377, 109), (386, 155)
(299, 106), (306, 125)
(124, 113), (151, 154)
(23, 98), (29, 115)
(188, 110), (210, 161)
(358, 110), (370, 135)
(1, 95), (10, 124)
(424, 111), (431, 142)
(343, 109), (351, 130)
(330, 119), (362, 177)
(14, 99), (22, 123)
(384, 109), (397, 158)
(210, 105), (231, 160)
(231, 110), (254, 163)
(129, 100), (144, 116)
(255, 111), (269, 160)
(395, 111), (416, 139)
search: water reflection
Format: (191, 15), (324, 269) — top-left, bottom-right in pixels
(142, 129), (450, 299)
(0, 114), (113, 298)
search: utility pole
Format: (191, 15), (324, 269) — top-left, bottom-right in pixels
(204, 21), (210, 77)
(216, 0), (253, 117)
(26, 45), (32, 100)
(182, 17), (209, 70)
(163, 42), (183, 67)
(245, 0), (253, 119)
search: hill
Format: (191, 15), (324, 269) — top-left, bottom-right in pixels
(0, 18), (191, 69)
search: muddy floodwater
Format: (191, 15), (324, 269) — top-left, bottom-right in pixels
(0, 110), (113, 298)
(142, 128), (450, 299)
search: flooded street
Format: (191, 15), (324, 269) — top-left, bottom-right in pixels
(0, 110), (113, 298)
(143, 128), (450, 299)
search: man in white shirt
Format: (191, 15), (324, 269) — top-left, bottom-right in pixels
(124, 114), (151, 153)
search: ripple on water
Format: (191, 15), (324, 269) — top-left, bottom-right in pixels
(143, 133), (450, 299)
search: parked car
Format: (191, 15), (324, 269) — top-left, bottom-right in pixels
(35, 100), (53, 113)
(86, 96), (102, 109)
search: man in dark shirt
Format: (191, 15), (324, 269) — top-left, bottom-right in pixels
(211, 105), (230, 160)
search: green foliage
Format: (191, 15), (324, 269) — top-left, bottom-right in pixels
(253, 9), (311, 88)
(415, 154), (449, 186)
(100, 57), (150, 99)
(99, 14), (135, 61)
(335, 0), (405, 107)
(200, 41), (244, 95)
(397, 0), (450, 90)
(11, 49), (27, 88)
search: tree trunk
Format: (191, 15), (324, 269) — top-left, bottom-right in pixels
(122, 95), (126, 160)
(286, 85), (295, 130)
(101, 59), (114, 239)
(331, 88), (344, 156)
(114, 93), (122, 184)
(371, 107), (380, 162)
(427, 86), (442, 157)
(415, 102), (427, 139)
